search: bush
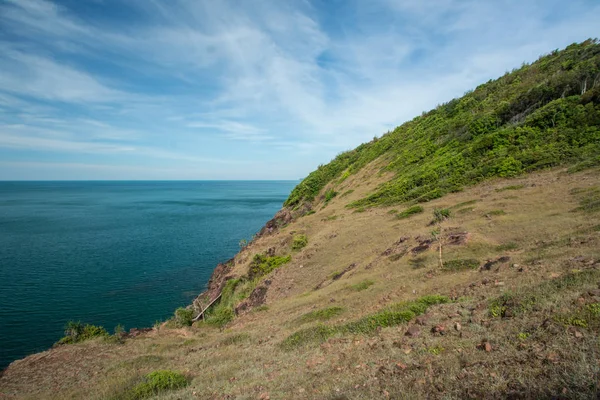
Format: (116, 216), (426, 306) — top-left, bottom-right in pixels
(292, 234), (308, 250)
(324, 188), (338, 203)
(248, 254), (292, 279)
(56, 321), (109, 345)
(127, 370), (188, 399)
(296, 307), (344, 324)
(174, 307), (194, 327)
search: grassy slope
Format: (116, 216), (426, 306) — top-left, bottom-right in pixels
(2, 42), (600, 400)
(285, 39), (600, 209)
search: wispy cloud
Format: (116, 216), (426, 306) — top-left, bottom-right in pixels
(0, 0), (598, 179)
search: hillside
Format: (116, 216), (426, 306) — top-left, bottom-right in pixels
(1, 40), (600, 400)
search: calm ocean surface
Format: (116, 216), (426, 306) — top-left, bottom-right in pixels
(0, 181), (296, 369)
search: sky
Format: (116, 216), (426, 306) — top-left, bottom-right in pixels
(0, 0), (598, 180)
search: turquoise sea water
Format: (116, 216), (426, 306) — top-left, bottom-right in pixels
(0, 181), (296, 369)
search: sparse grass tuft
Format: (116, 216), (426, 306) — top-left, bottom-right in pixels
(496, 242), (519, 251)
(350, 279), (375, 291)
(340, 189), (354, 198)
(487, 209), (507, 216)
(324, 189), (338, 204)
(220, 333), (251, 346)
(296, 307), (344, 325)
(572, 187), (600, 213)
(450, 199), (478, 209)
(442, 258), (480, 271)
(432, 208), (451, 223)
(496, 184), (525, 192)
(125, 370), (188, 399)
(396, 205), (424, 219)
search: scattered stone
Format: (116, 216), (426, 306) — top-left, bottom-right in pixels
(494, 281), (505, 287)
(477, 340), (492, 352)
(455, 322), (462, 331)
(405, 325), (421, 337)
(415, 316), (428, 325)
(431, 325), (446, 335)
(549, 272), (560, 279)
(574, 330), (584, 338)
(481, 256), (510, 271)
(395, 362), (407, 370)
(576, 297), (586, 306)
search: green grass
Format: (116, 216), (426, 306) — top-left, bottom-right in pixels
(292, 234), (308, 250)
(281, 295), (449, 349)
(340, 189), (354, 198)
(350, 279), (375, 291)
(442, 258), (480, 271)
(125, 370), (188, 399)
(296, 307), (345, 325)
(395, 205), (424, 219)
(220, 333), (251, 346)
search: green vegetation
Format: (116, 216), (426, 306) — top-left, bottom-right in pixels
(220, 333), (251, 346)
(442, 258), (480, 271)
(125, 370), (187, 399)
(171, 307), (194, 327)
(284, 40), (600, 209)
(324, 188), (338, 203)
(496, 184), (526, 192)
(350, 279), (375, 291)
(487, 209), (507, 216)
(291, 234), (308, 250)
(450, 199), (478, 209)
(496, 242), (519, 251)
(340, 189), (354, 198)
(433, 208), (451, 223)
(395, 205), (424, 219)
(281, 295), (449, 349)
(488, 269), (600, 318)
(296, 306), (344, 325)
(248, 253), (292, 279)
(56, 321), (109, 345)
(572, 187), (600, 213)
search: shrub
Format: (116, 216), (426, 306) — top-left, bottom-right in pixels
(127, 370), (187, 399)
(396, 205), (424, 219)
(174, 307), (194, 327)
(324, 188), (338, 203)
(248, 254), (292, 279)
(292, 234), (308, 251)
(56, 321), (109, 345)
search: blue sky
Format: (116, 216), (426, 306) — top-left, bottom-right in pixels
(0, 0), (598, 180)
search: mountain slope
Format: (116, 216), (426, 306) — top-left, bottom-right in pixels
(285, 39), (600, 209)
(1, 40), (600, 400)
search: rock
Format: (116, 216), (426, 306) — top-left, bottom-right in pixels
(431, 324), (446, 335)
(415, 316), (428, 325)
(395, 362), (407, 370)
(405, 325), (421, 337)
(549, 272), (560, 279)
(574, 330), (584, 338)
(477, 340), (492, 352)
(588, 289), (600, 297)
(455, 322), (462, 331)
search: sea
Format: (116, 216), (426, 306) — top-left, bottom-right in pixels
(0, 180), (296, 369)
